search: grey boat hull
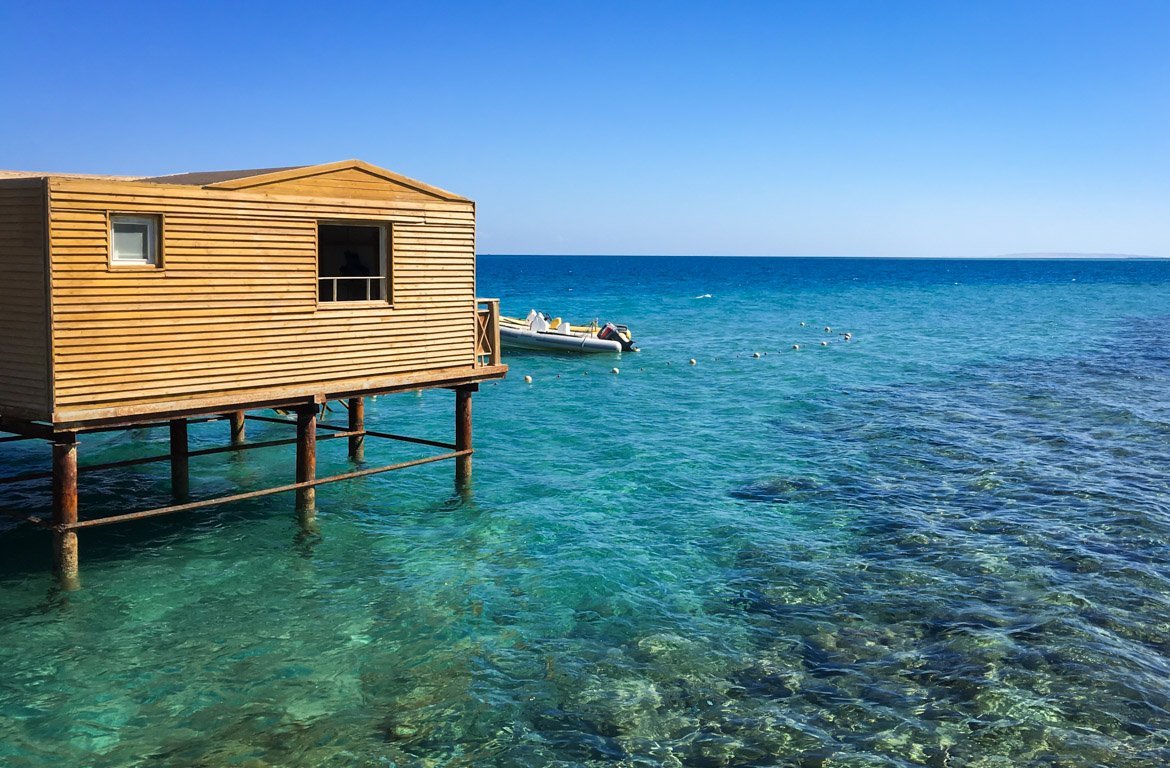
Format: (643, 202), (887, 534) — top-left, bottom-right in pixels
(499, 325), (624, 353)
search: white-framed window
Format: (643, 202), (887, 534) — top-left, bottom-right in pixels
(317, 222), (390, 304)
(110, 214), (161, 266)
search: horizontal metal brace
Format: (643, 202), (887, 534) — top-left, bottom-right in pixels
(61, 449), (470, 531)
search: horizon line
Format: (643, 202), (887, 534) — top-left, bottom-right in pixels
(478, 252), (1168, 260)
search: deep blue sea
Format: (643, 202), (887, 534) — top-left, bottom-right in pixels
(2, 256), (1170, 767)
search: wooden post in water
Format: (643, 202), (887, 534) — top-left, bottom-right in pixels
(348, 397), (364, 462)
(52, 434), (80, 589)
(455, 385), (474, 490)
(296, 405), (317, 527)
(230, 411), (246, 446)
(170, 419), (189, 498)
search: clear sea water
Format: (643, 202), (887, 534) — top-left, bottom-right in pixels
(2, 256), (1170, 767)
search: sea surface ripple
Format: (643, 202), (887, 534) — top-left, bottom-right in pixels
(1, 256), (1169, 767)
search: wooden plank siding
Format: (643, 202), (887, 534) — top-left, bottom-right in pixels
(46, 172), (480, 423)
(0, 178), (51, 420)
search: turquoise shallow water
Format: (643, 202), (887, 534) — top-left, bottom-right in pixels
(2, 256), (1170, 767)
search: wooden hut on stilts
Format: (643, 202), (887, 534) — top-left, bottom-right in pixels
(0, 160), (505, 587)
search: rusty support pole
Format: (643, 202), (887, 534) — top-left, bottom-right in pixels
(170, 419), (189, 498)
(455, 385), (474, 491)
(348, 397), (365, 462)
(230, 410), (246, 446)
(52, 434), (80, 589)
(296, 405), (317, 527)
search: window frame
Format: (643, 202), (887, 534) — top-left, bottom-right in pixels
(108, 213), (164, 270)
(315, 220), (392, 308)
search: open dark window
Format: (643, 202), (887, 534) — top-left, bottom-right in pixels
(318, 223), (389, 303)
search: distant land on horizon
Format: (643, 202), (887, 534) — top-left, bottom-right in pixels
(994, 252), (1164, 260)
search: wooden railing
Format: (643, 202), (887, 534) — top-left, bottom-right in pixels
(475, 298), (501, 367)
(318, 276), (385, 302)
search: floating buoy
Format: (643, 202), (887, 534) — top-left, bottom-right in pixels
(792, 344), (800, 351)
(800, 322), (806, 327)
(689, 358), (697, 365)
(752, 352), (761, 358)
(611, 367), (620, 375)
(524, 375), (533, 384)
(843, 332), (852, 341)
(824, 326), (832, 333)
(821, 341), (828, 347)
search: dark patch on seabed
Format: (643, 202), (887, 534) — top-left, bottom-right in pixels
(730, 476), (822, 504)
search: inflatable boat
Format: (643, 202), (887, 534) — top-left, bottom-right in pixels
(500, 310), (638, 353)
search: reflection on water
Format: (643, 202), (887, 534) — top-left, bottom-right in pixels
(1, 257), (1169, 766)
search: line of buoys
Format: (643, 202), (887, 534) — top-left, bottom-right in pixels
(514, 327), (859, 382)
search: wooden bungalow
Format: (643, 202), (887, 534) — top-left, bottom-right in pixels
(0, 159), (505, 585)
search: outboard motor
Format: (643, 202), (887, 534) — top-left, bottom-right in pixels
(597, 322), (638, 352)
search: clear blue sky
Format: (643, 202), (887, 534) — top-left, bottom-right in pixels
(2, 1), (1167, 257)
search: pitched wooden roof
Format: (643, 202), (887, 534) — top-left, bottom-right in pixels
(0, 160), (469, 201)
(145, 160), (468, 201)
